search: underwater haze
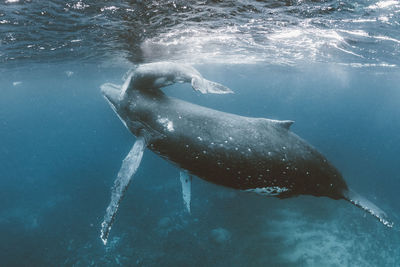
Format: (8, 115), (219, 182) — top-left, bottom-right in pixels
(1, 0), (400, 266)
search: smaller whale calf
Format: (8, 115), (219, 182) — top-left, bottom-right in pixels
(99, 62), (393, 245)
(119, 62), (233, 98)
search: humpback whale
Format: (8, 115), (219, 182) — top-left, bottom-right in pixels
(99, 62), (393, 244)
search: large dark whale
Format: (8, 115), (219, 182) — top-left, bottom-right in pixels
(99, 62), (393, 244)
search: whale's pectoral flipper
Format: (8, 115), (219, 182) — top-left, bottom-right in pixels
(343, 189), (394, 228)
(179, 171), (192, 213)
(191, 76), (234, 94)
(100, 136), (147, 245)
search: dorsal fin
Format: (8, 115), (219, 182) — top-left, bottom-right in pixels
(273, 120), (294, 130)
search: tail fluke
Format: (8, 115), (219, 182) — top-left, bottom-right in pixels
(343, 189), (393, 228)
(191, 76), (234, 94)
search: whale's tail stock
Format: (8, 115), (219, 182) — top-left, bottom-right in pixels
(342, 189), (394, 228)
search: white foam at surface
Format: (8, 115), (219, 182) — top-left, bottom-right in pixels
(70, 1), (89, 10)
(368, 1), (399, 10)
(140, 22), (349, 65)
(100, 136), (146, 245)
(136, 2), (400, 68)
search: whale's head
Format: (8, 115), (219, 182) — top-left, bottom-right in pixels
(101, 72), (136, 116)
(101, 84), (120, 111)
(101, 82), (131, 130)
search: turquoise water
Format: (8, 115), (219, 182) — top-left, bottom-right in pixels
(1, 1), (400, 266)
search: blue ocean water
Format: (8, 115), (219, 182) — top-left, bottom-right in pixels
(1, 0), (400, 266)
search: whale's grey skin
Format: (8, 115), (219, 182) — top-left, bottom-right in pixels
(110, 87), (347, 199)
(101, 64), (393, 234)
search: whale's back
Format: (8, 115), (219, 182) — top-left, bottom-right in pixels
(126, 92), (347, 199)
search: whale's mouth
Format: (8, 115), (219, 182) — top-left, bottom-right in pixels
(101, 83), (129, 129)
(101, 83), (121, 111)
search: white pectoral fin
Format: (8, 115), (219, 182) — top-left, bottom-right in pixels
(191, 76), (234, 94)
(203, 79), (234, 94)
(191, 76), (208, 94)
(100, 136), (147, 245)
(179, 171), (192, 213)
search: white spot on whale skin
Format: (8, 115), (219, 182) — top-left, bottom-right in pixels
(157, 117), (174, 132)
(13, 81), (22, 86)
(245, 186), (289, 196)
